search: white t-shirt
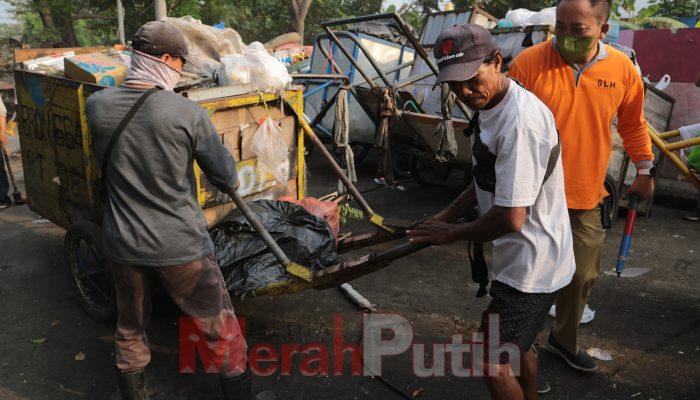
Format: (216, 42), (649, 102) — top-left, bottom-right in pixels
(474, 80), (575, 293)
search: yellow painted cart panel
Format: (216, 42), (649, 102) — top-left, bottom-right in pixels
(13, 69), (305, 229)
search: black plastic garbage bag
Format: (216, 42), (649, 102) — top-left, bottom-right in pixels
(209, 200), (338, 296)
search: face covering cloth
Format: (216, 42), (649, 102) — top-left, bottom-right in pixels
(124, 50), (182, 91)
(556, 35), (597, 64)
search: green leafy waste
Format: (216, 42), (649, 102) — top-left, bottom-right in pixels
(339, 203), (364, 225)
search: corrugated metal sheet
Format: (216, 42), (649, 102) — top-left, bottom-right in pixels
(420, 11), (472, 47)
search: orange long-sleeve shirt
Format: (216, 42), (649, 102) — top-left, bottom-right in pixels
(509, 40), (654, 210)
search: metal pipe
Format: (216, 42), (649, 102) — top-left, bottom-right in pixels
(289, 105), (376, 217)
(318, 31), (419, 115)
(394, 71), (433, 89)
(390, 13), (439, 76)
(321, 29), (384, 88)
(313, 36), (347, 78)
(303, 81), (336, 99)
(313, 36), (379, 124)
(364, 60), (414, 83)
(322, 13), (473, 120)
(364, 241), (430, 266)
(658, 129), (680, 139)
(320, 13), (437, 75)
(312, 241), (430, 289)
(665, 136), (700, 152)
(227, 189), (291, 266)
(292, 73), (348, 100)
(309, 92), (337, 129)
(292, 73), (350, 85)
(388, 13), (473, 118)
(321, 12), (401, 28)
(649, 128), (700, 190)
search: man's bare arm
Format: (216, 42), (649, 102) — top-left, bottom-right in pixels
(432, 181), (478, 222)
(409, 205), (526, 245)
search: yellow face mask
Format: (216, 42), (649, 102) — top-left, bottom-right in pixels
(556, 35), (597, 63)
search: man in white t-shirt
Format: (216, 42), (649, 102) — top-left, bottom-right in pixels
(408, 24), (575, 400)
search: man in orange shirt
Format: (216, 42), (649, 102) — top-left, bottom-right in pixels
(509, 0), (655, 373)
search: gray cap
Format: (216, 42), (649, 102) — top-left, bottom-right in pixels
(433, 24), (496, 84)
(132, 21), (199, 67)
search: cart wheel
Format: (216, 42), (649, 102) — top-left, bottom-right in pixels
(412, 153), (454, 187)
(603, 174), (620, 227)
(64, 221), (117, 323)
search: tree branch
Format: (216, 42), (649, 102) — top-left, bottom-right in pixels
(299, 0), (312, 17)
(289, 0), (300, 17)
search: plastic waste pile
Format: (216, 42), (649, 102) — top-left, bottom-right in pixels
(491, 7), (557, 69)
(217, 42), (292, 92)
(500, 7), (556, 27)
(164, 15), (246, 79)
(18, 16), (293, 93)
(265, 32), (312, 69)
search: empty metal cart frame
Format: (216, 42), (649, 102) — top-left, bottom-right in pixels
(303, 11), (498, 187)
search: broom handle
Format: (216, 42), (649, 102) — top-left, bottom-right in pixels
(615, 195), (639, 277)
(1, 144), (19, 192)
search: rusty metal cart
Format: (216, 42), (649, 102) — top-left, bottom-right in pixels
(298, 11), (484, 188)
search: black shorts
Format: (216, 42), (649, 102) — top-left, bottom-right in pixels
(478, 281), (556, 365)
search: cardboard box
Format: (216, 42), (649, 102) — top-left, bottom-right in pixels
(279, 116), (296, 149)
(222, 130), (240, 162)
(216, 105), (296, 161)
(64, 52), (127, 87)
(240, 123), (258, 161)
(211, 108), (253, 162)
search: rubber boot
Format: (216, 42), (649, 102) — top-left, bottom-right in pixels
(116, 369), (148, 400)
(220, 369), (253, 400)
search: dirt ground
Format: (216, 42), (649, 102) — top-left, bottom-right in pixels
(0, 133), (698, 400)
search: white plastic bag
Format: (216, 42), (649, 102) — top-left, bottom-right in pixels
(217, 54), (251, 86)
(251, 117), (289, 184)
(524, 7), (556, 26)
(505, 9), (536, 27)
(654, 74), (671, 91)
(244, 42), (292, 92)
(164, 16), (245, 78)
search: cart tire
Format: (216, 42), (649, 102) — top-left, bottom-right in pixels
(64, 221), (117, 323)
(603, 174), (620, 227)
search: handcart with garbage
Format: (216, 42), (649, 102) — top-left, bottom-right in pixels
(13, 39), (426, 323)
